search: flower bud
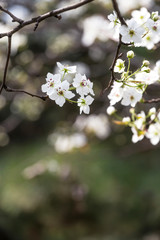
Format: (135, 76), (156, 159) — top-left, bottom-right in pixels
(122, 117), (131, 124)
(127, 50), (135, 59)
(152, 11), (159, 21)
(142, 60), (150, 67)
(142, 67), (150, 73)
(129, 108), (135, 114)
(106, 106), (116, 115)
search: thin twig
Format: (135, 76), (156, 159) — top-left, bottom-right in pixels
(0, 0), (95, 38)
(0, 36), (12, 94)
(143, 98), (160, 103)
(0, 5), (24, 24)
(103, 35), (122, 93)
(4, 86), (48, 101)
(111, 0), (127, 26)
(102, 0), (127, 94)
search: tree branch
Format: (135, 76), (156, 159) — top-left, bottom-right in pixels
(111, 0), (127, 26)
(143, 98), (160, 103)
(0, 5), (24, 24)
(0, 36), (12, 94)
(0, 0), (95, 99)
(4, 86), (48, 101)
(0, 0), (95, 38)
(103, 35), (122, 93)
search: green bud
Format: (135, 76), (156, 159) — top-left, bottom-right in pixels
(127, 50), (135, 59)
(142, 60), (150, 67)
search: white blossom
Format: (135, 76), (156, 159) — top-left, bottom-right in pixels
(131, 126), (145, 143)
(77, 95), (94, 114)
(73, 73), (94, 96)
(120, 19), (145, 44)
(134, 111), (146, 129)
(57, 62), (77, 75)
(131, 7), (150, 25)
(108, 82), (123, 106)
(41, 73), (61, 95)
(49, 81), (75, 107)
(146, 18), (160, 36)
(135, 70), (159, 85)
(108, 11), (120, 28)
(149, 107), (156, 120)
(121, 86), (142, 107)
(153, 60), (160, 79)
(141, 32), (159, 50)
(146, 122), (160, 145)
(114, 59), (125, 73)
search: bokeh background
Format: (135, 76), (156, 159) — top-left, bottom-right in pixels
(1, 0), (160, 239)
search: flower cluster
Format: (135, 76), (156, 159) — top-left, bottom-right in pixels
(107, 106), (160, 145)
(41, 62), (94, 114)
(110, 107), (160, 145)
(108, 8), (160, 49)
(108, 51), (160, 107)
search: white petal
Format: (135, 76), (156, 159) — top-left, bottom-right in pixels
(55, 96), (65, 107)
(41, 83), (48, 93)
(150, 136), (160, 145)
(65, 91), (75, 99)
(86, 95), (94, 105)
(49, 92), (58, 100)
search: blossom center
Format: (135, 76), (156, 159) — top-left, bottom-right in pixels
(130, 95), (134, 100)
(50, 82), (54, 87)
(153, 26), (157, 31)
(58, 90), (64, 96)
(80, 80), (87, 87)
(129, 30), (135, 37)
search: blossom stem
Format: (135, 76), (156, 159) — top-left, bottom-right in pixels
(66, 98), (77, 103)
(69, 87), (76, 91)
(127, 59), (131, 73)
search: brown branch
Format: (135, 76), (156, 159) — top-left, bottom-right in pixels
(102, 0), (127, 95)
(111, 0), (127, 26)
(103, 35), (122, 93)
(143, 98), (160, 103)
(4, 86), (48, 101)
(0, 5), (24, 24)
(0, 36), (12, 94)
(0, 0), (95, 38)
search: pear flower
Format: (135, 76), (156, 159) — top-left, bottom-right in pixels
(114, 59), (125, 73)
(131, 7), (150, 24)
(73, 73), (94, 96)
(78, 95), (94, 114)
(146, 122), (160, 145)
(131, 126), (145, 143)
(108, 11), (120, 28)
(41, 73), (61, 95)
(120, 19), (145, 44)
(49, 81), (75, 107)
(146, 19), (160, 36)
(121, 86), (142, 107)
(57, 62), (77, 75)
(148, 107), (156, 120)
(108, 82), (124, 106)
